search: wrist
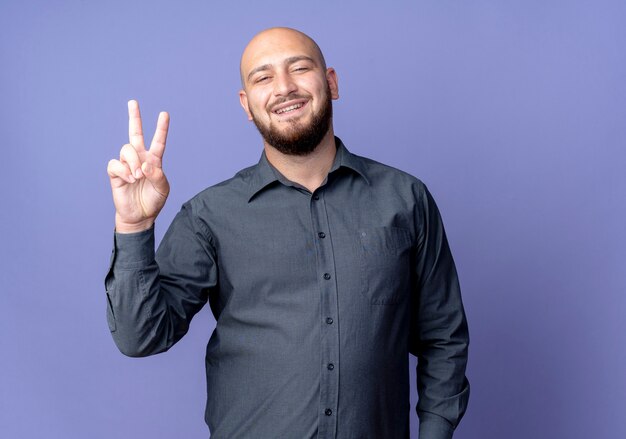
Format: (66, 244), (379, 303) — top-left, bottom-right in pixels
(115, 215), (155, 234)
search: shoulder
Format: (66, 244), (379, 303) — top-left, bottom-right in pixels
(351, 151), (428, 199)
(185, 163), (258, 209)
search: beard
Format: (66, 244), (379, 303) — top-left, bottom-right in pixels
(250, 87), (333, 156)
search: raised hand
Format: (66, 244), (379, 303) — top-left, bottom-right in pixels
(107, 100), (170, 233)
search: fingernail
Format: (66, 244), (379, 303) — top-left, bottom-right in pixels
(135, 169), (142, 178)
(129, 175), (136, 183)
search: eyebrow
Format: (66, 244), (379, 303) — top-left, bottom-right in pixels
(246, 55), (317, 82)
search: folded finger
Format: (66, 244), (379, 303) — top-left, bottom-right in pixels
(107, 159), (135, 185)
(119, 143), (143, 179)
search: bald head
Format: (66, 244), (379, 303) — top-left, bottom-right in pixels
(240, 27), (327, 88)
(237, 26), (340, 155)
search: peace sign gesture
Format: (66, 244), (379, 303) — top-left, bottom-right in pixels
(107, 100), (170, 233)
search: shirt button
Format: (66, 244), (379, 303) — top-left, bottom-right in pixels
(325, 408), (332, 416)
(323, 273), (331, 280)
(327, 363), (334, 370)
(318, 232), (326, 238)
(313, 195), (320, 200)
(326, 317), (333, 324)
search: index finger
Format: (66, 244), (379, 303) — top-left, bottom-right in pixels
(128, 100), (146, 151)
(149, 111), (170, 159)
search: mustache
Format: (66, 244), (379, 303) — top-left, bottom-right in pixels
(268, 94), (310, 110)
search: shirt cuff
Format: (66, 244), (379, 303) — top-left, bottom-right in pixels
(113, 226), (155, 269)
(418, 412), (454, 439)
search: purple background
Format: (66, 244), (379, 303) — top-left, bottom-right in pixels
(1, 1), (624, 438)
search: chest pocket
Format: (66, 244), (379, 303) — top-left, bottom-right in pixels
(358, 227), (412, 305)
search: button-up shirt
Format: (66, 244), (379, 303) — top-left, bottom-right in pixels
(105, 137), (469, 439)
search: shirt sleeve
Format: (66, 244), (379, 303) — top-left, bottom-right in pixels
(410, 184), (470, 439)
(104, 201), (218, 357)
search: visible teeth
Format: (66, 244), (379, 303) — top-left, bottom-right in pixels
(276, 103), (303, 114)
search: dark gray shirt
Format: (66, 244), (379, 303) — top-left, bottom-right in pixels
(105, 137), (469, 439)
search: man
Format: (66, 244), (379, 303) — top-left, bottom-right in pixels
(105, 27), (469, 439)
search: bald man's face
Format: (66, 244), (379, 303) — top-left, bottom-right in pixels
(239, 29), (339, 155)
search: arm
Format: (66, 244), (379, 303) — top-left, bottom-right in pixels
(104, 203), (217, 357)
(410, 185), (470, 439)
(104, 100), (216, 356)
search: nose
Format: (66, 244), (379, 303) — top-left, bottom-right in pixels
(273, 72), (297, 97)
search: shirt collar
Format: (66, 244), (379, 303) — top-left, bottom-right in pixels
(247, 136), (370, 202)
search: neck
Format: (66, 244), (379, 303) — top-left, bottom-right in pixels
(264, 129), (337, 193)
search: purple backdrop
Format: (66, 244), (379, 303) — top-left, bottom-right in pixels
(1, 1), (624, 438)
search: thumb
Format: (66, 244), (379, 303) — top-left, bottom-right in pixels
(142, 162), (169, 196)
(141, 161), (153, 175)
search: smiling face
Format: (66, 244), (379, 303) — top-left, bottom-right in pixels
(239, 28), (339, 155)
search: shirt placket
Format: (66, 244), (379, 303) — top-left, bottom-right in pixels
(310, 189), (339, 439)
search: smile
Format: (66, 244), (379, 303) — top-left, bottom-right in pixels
(272, 99), (308, 117)
(275, 103), (304, 114)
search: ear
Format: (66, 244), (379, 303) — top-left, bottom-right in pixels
(239, 89), (253, 121)
(326, 68), (339, 100)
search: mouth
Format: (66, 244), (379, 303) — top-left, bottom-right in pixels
(271, 99), (308, 118)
